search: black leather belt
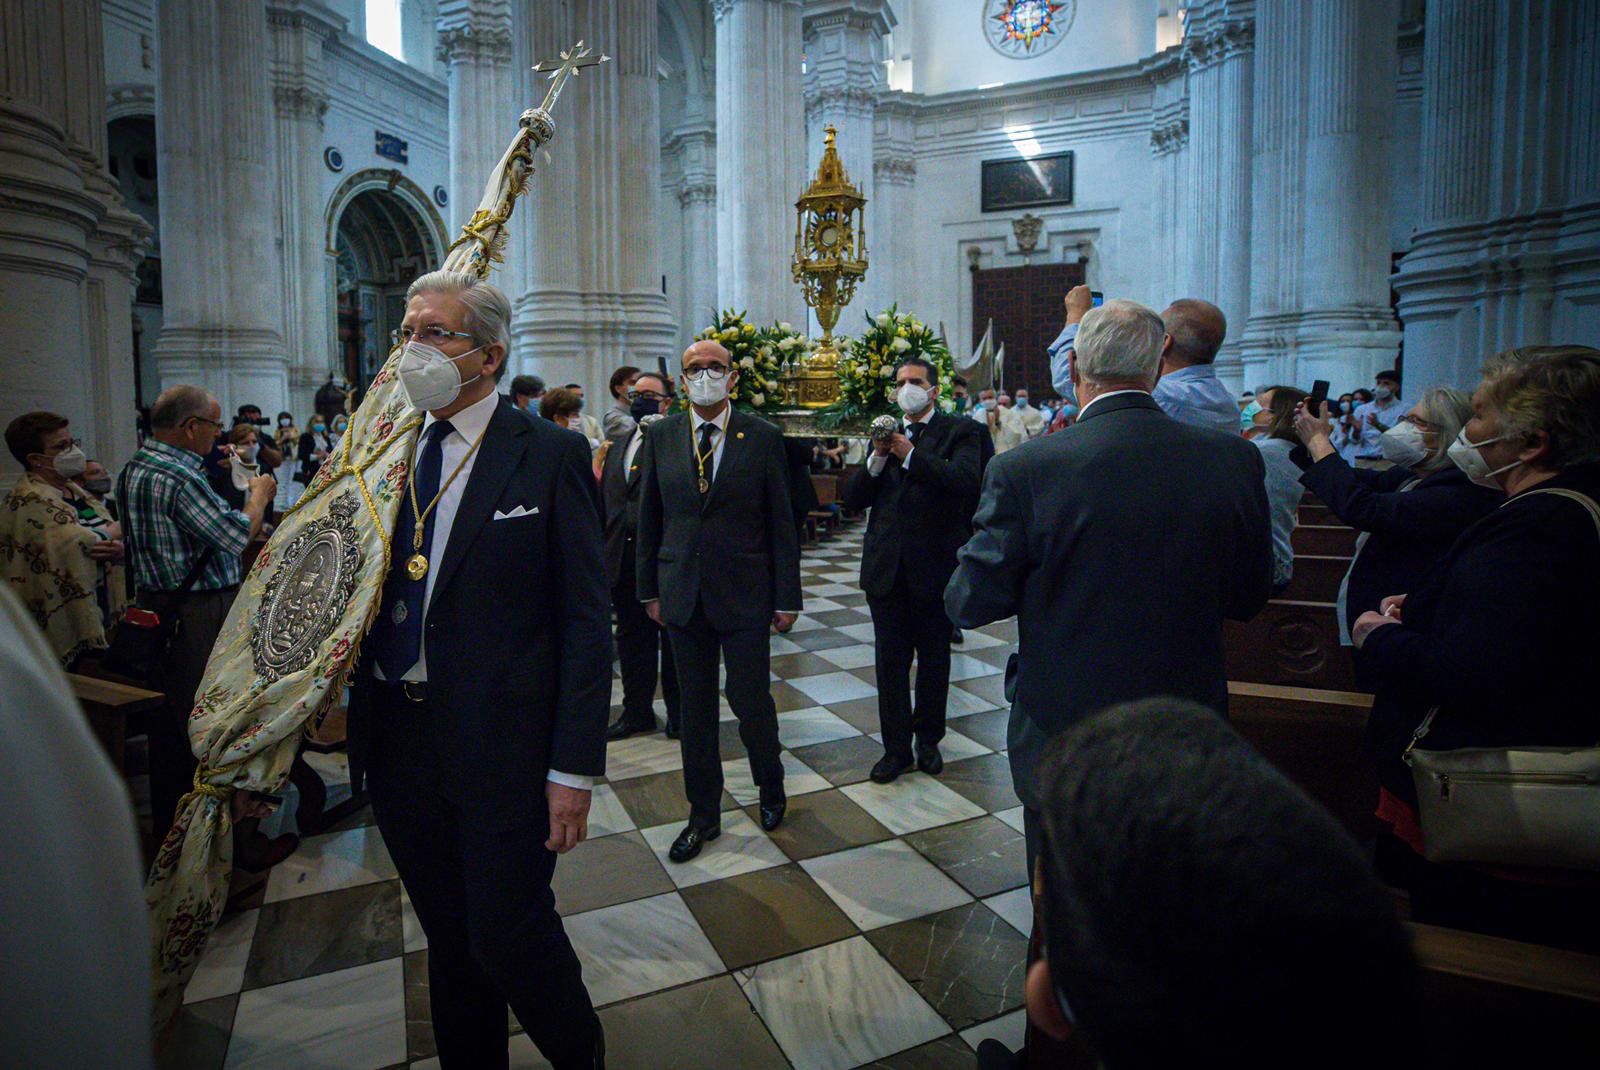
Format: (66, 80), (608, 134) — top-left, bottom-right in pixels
(377, 679), (429, 703)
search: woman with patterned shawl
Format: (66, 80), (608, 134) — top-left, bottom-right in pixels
(1, 411), (128, 665)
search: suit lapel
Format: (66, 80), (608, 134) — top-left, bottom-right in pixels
(624, 428), (644, 488)
(432, 399), (527, 600)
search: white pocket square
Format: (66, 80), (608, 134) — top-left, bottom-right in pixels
(492, 505), (539, 521)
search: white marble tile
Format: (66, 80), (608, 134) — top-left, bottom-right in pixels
(983, 888), (1033, 938)
(301, 749), (349, 785)
(819, 570), (859, 581)
(788, 670), (878, 705)
(562, 891), (724, 1007)
(815, 643), (877, 670)
(639, 810), (790, 888)
(586, 782), (637, 838)
(949, 629), (1009, 650)
(995, 806), (1026, 833)
(263, 825), (398, 904)
(803, 596), (845, 612)
(835, 622), (880, 643)
(184, 907), (258, 1003)
(604, 734), (684, 781)
(399, 887), (427, 953)
(224, 957), (406, 1070)
(867, 728), (989, 761)
(960, 1009), (1027, 1053)
(947, 653), (1002, 683)
(945, 686), (1003, 717)
(800, 839), (971, 931)
(787, 615), (830, 633)
(776, 706), (862, 748)
(803, 582), (857, 597)
(770, 635), (807, 656)
(737, 936), (951, 1070)
(719, 749), (832, 806)
(840, 777), (987, 836)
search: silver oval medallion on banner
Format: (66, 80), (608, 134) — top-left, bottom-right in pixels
(252, 493), (364, 681)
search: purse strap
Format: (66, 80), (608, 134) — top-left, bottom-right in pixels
(1405, 486), (1600, 763)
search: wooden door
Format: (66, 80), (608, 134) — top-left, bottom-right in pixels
(971, 260), (1086, 399)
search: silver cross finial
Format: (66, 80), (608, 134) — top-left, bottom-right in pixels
(531, 40), (610, 113)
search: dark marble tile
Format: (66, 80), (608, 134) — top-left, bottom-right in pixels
(830, 591), (870, 607)
(951, 708), (1011, 751)
(822, 695), (887, 734)
(860, 1034), (982, 1069)
(242, 880), (402, 990)
(680, 863), (857, 970)
(787, 629), (861, 653)
(849, 665), (879, 687)
(598, 974), (789, 1068)
(770, 651), (844, 678)
(771, 679), (822, 711)
(867, 901), (1029, 1030)
(905, 816), (1028, 898)
(938, 754), (1020, 813)
(791, 734), (887, 786)
(608, 769), (734, 830)
(810, 607), (873, 627)
(718, 719), (748, 760)
(404, 948), (434, 1062)
(966, 644), (1017, 670)
(745, 788), (893, 861)
(552, 831), (674, 915)
(156, 993), (237, 1070)
(955, 674), (1009, 711)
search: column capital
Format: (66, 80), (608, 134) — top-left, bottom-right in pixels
(436, 23), (514, 66)
(713, 0), (803, 24)
(1186, 19), (1255, 70)
(801, 0), (897, 39)
(873, 155), (915, 186)
(273, 84), (330, 122)
(678, 181), (717, 208)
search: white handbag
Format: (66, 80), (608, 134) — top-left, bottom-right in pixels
(1404, 487), (1600, 871)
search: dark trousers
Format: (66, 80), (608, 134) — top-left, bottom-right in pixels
(366, 683), (600, 1070)
(142, 586), (236, 836)
(668, 601), (784, 826)
(867, 570), (952, 757)
(613, 547), (679, 729)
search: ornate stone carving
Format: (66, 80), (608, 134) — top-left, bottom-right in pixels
(436, 24), (514, 66)
(273, 85), (330, 123)
(873, 155), (916, 185)
(1012, 212), (1044, 253)
(678, 181), (717, 207)
(1150, 115), (1189, 156)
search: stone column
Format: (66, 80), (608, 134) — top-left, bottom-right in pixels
(154, 0), (292, 417)
(437, 1), (514, 234)
(1143, 48), (1190, 306)
(1241, 0), (1399, 391)
(1182, 2), (1254, 391)
(714, 0), (807, 325)
(869, 94), (916, 316)
(0, 0), (150, 483)
(802, 0), (896, 323)
(665, 120), (718, 336)
(513, 0), (676, 396)
(269, 1), (343, 414)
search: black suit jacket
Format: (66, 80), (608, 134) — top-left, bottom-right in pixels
(600, 424), (648, 588)
(843, 411), (984, 599)
(635, 407), (803, 631)
(348, 399), (613, 822)
(945, 392), (1272, 806)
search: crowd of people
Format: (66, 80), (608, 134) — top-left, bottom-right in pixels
(3, 265), (1597, 1067)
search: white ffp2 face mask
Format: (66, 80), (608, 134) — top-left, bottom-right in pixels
(896, 383), (931, 416)
(1378, 422), (1429, 467)
(684, 371), (731, 407)
(398, 341), (483, 412)
(47, 445), (87, 480)
(1447, 428), (1520, 490)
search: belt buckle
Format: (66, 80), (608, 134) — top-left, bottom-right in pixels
(401, 682), (427, 703)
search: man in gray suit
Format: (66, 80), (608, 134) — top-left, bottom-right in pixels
(945, 298), (1273, 875)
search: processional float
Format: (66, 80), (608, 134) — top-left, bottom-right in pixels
(144, 42), (608, 1034)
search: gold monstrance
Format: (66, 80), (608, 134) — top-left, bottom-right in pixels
(786, 126), (868, 409)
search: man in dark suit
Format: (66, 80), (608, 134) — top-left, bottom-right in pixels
(601, 371), (680, 740)
(844, 356), (983, 782)
(946, 298), (1272, 878)
(347, 272), (611, 1070)
(636, 339), (803, 862)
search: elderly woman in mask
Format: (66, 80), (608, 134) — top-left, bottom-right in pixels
(1352, 345), (1600, 953)
(209, 423), (277, 527)
(1292, 386), (1500, 644)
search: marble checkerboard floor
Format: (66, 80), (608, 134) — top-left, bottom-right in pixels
(162, 521), (1031, 1070)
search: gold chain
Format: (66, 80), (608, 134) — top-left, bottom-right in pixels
(408, 420), (492, 555)
(692, 419), (725, 491)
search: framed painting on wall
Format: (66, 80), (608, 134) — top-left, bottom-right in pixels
(981, 151), (1074, 212)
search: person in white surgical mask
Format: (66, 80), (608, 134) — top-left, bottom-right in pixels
(208, 424), (277, 527)
(1350, 345), (1600, 953)
(1292, 386), (1497, 647)
(1351, 370), (1404, 466)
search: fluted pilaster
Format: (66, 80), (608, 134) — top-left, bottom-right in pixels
(868, 93), (916, 316)
(665, 121), (717, 337)
(437, 1), (513, 235)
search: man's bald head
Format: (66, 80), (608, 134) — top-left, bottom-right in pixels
(1161, 299), (1227, 368)
(682, 340), (731, 371)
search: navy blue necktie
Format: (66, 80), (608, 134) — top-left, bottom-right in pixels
(371, 419), (453, 680)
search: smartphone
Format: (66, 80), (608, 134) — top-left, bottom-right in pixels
(1307, 379), (1330, 418)
(1090, 291), (1104, 307)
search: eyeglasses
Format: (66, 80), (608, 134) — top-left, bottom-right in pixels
(390, 325), (475, 347)
(628, 389), (668, 402)
(683, 366), (730, 381)
(186, 417), (224, 430)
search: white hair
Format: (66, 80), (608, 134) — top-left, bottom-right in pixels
(405, 270), (512, 352)
(149, 384), (215, 430)
(1074, 299), (1165, 388)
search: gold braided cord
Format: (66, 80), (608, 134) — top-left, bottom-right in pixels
(282, 408), (424, 573)
(445, 133), (536, 278)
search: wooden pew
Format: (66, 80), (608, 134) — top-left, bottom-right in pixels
(1292, 523), (1359, 556)
(1228, 681), (1377, 838)
(1281, 553), (1352, 603)
(806, 473), (841, 541)
(1225, 600), (1362, 692)
(1413, 923), (1600, 1057)
(66, 672), (164, 775)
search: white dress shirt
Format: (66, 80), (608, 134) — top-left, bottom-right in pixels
(691, 403), (731, 479)
(867, 405), (936, 477)
(1075, 388), (1151, 421)
(623, 423), (646, 474)
(378, 392), (590, 790)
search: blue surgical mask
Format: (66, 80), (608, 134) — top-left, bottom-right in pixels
(1239, 400), (1262, 431)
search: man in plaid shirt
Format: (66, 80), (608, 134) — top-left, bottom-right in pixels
(123, 385), (276, 844)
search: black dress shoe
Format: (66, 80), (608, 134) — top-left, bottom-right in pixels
(605, 716), (655, 742)
(870, 752), (914, 784)
(758, 789), (787, 831)
(668, 823), (719, 863)
(916, 741), (944, 776)
(664, 720), (680, 740)
(950, 627), (965, 644)
(975, 1038), (1023, 1070)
